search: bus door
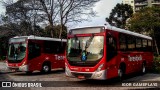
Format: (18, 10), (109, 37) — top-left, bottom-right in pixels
(28, 41), (41, 71)
(107, 32), (117, 61)
(106, 32), (118, 78)
(53, 41), (66, 68)
(44, 41), (65, 68)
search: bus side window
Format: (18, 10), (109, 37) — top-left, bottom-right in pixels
(127, 35), (135, 51)
(44, 41), (66, 54)
(119, 33), (127, 51)
(107, 32), (117, 61)
(147, 40), (152, 52)
(28, 42), (41, 60)
(44, 41), (54, 53)
(142, 39), (147, 51)
(136, 38), (142, 51)
(59, 42), (66, 53)
(55, 42), (66, 53)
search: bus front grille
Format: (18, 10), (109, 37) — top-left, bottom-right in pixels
(72, 72), (92, 78)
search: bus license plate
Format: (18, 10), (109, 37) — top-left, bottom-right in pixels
(78, 75), (85, 79)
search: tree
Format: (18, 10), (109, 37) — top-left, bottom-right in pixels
(44, 24), (67, 39)
(0, 24), (16, 59)
(1, 0), (99, 38)
(0, 14), (44, 36)
(127, 7), (160, 55)
(106, 3), (133, 29)
(38, 0), (99, 38)
(2, 0), (44, 36)
(0, 35), (9, 60)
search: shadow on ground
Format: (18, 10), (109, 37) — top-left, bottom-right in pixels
(11, 69), (65, 76)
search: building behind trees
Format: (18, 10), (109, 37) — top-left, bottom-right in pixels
(123, 0), (160, 12)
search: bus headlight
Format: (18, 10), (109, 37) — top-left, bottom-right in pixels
(65, 63), (68, 70)
(19, 65), (28, 71)
(5, 61), (9, 70)
(65, 63), (69, 73)
(22, 61), (26, 66)
(96, 63), (104, 72)
(65, 63), (74, 77)
(5, 61), (8, 67)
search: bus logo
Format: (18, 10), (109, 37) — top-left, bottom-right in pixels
(128, 55), (142, 61)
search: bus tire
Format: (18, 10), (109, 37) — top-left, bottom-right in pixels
(142, 63), (146, 74)
(118, 68), (123, 81)
(118, 64), (126, 81)
(41, 63), (51, 73)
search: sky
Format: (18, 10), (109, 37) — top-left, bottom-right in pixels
(75, 0), (122, 28)
(0, 0), (18, 14)
(0, 2), (5, 15)
(0, 0), (122, 28)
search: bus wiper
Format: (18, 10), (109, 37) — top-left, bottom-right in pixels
(85, 34), (94, 50)
(81, 34), (94, 61)
(14, 48), (18, 60)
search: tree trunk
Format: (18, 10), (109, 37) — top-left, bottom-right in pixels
(51, 28), (54, 38)
(49, 21), (54, 38)
(59, 3), (63, 39)
(59, 24), (63, 39)
(153, 30), (159, 55)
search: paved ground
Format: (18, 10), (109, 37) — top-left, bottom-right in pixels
(0, 62), (160, 90)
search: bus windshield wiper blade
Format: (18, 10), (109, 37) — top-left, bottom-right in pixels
(85, 34), (94, 50)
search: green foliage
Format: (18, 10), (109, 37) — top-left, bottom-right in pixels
(3, 0), (99, 38)
(127, 7), (160, 55)
(106, 3), (133, 28)
(44, 25), (67, 39)
(0, 35), (11, 60)
(0, 56), (6, 61)
(152, 56), (160, 73)
(0, 20), (44, 36)
(127, 7), (160, 35)
(1, 0), (100, 38)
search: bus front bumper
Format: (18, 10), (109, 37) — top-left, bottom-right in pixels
(65, 67), (106, 80)
(7, 67), (19, 72)
(19, 65), (29, 72)
(7, 65), (28, 72)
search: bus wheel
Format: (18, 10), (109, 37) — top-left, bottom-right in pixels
(118, 68), (123, 81)
(26, 71), (32, 74)
(41, 63), (51, 73)
(118, 64), (125, 81)
(142, 63), (146, 74)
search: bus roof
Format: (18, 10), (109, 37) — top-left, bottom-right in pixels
(70, 26), (152, 40)
(107, 26), (152, 40)
(12, 35), (67, 42)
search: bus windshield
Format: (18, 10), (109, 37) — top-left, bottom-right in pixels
(8, 42), (27, 62)
(67, 36), (104, 66)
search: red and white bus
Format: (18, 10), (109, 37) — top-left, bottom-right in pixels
(65, 26), (153, 80)
(6, 35), (66, 74)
